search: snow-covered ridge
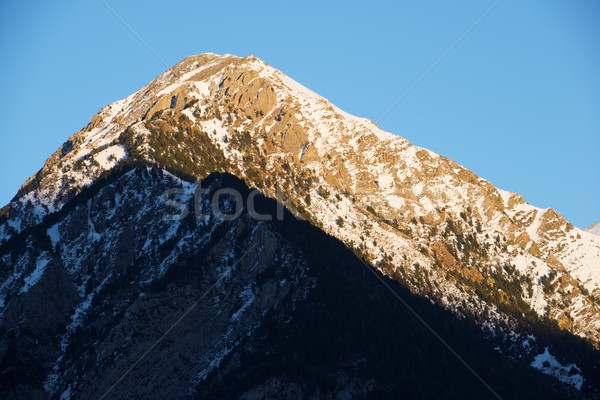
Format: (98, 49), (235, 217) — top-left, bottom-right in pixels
(2, 52), (600, 351)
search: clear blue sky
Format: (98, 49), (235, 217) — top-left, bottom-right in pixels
(0, 0), (598, 228)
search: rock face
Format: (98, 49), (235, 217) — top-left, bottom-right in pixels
(1, 53), (599, 398)
(0, 171), (594, 399)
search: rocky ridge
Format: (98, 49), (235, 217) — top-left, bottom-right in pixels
(1, 53), (599, 388)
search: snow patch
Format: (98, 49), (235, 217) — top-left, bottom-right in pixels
(47, 224), (61, 248)
(93, 144), (127, 169)
(87, 199), (101, 241)
(230, 284), (256, 322)
(530, 347), (584, 390)
(19, 255), (50, 294)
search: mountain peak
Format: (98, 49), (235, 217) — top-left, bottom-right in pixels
(2, 53), (600, 353)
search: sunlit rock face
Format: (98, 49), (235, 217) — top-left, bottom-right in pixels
(1, 54), (599, 398)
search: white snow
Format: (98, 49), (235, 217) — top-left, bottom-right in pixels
(156, 61), (218, 97)
(47, 224), (61, 248)
(559, 228), (600, 294)
(276, 71), (321, 100)
(529, 277), (549, 315)
(531, 347), (584, 390)
(496, 188), (514, 207)
(93, 144), (127, 169)
(87, 199), (101, 241)
(230, 284), (256, 322)
(44, 272), (114, 396)
(19, 255), (50, 294)
(3, 52), (600, 351)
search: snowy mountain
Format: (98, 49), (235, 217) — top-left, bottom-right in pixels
(586, 221), (600, 236)
(1, 53), (599, 398)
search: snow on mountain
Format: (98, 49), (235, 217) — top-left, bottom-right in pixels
(3, 170), (588, 398)
(1, 53), (599, 350)
(531, 347), (584, 390)
(586, 221), (600, 236)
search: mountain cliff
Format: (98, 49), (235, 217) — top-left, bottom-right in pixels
(1, 53), (599, 398)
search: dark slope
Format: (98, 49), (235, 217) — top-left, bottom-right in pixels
(0, 169), (596, 399)
(192, 176), (588, 400)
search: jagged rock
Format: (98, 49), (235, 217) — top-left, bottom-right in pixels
(1, 53), (599, 398)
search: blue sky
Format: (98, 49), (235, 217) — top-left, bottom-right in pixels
(0, 0), (598, 228)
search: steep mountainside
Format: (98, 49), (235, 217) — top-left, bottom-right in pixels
(1, 53), (599, 397)
(0, 171), (594, 399)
